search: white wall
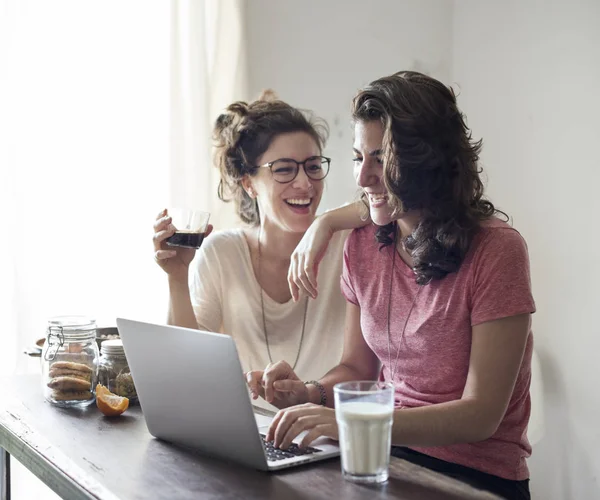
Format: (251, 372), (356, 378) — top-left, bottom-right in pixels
(244, 0), (453, 211)
(247, 0), (600, 497)
(453, 1), (600, 498)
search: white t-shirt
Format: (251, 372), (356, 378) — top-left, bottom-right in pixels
(189, 228), (348, 407)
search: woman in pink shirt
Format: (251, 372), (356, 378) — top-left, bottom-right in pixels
(247, 71), (535, 499)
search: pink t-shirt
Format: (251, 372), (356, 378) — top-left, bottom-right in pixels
(340, 217), (536, 481)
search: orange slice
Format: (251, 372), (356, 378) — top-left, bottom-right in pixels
(96, 384), (129, 417)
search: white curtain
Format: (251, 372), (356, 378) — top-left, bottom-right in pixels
(170, 0), (248, 229)
(1, 0), (172, 381)
(0, 0), (247, 375)
(1, 0), (246, 497)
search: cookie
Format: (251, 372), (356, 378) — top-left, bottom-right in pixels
(51, 361), (93, 374)
(49, 368), (92, 381)
(51, 390), (93, 401)
(47, 376), (92, 391)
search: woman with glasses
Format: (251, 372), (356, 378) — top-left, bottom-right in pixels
(152, 91), (347, 410)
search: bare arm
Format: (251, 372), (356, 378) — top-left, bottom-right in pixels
(265, 302), (379, 445)
(266, 312), (531, 449)
(167, 275), (200, 329)
(306, 302), (380, 407)
(289, 201), (370, 301)
(248, 302), (379, 409)
(153, 210), (220, 331)
(390, 313), (531, 446)
(320, 199), (370, 231)
(153, 209), (201, 330)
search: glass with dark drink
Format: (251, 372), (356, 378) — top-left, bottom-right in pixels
(165, 208), (211, 249)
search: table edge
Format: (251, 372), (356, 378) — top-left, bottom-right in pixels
(0, 391), (119, 500)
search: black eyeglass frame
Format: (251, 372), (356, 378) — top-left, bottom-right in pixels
(253, 155), (331, 184)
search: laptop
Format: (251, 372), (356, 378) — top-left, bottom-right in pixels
(116, 318), (340, 471)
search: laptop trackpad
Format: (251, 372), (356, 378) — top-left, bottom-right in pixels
(254, 413), (273, 428)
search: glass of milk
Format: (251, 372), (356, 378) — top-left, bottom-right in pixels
(334, 381), (394, 484)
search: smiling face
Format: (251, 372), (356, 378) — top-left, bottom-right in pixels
(352, 120), (397, 226)
(245, 131), (324, 234)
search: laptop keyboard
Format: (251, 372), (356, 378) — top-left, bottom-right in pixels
(261, 435), (321, 462)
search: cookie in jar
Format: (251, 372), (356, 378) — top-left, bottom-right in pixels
(42, 316), (99, 407)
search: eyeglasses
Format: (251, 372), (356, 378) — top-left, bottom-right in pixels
(254, 156), (331, 184)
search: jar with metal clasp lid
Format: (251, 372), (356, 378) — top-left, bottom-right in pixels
(41, 315), (99, 407)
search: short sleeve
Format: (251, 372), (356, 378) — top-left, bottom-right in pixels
(340, 234), (359, 305)
(189, 242), (224, 332)
(470, 228), (536, 326)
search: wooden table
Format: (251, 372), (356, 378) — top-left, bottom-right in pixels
(0, 376), (498, 499)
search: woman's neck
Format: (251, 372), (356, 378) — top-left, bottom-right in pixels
(396, 211), (421, 239)
(255, 219), (307, 263)
(246, 218), (309, 304)
(395, 211), (421, 268)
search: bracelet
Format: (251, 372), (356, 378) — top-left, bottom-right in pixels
(304, 380), (327, 406)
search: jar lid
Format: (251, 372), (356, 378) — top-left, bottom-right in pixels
(101, 339), (125, 356)
(48, 315), (96, 331)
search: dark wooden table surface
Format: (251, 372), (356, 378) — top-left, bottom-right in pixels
(0, 376), (498, 499)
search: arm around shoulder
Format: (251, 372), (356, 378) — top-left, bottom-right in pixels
(319, 200), (370, 232)
(288, 201), (370, 301)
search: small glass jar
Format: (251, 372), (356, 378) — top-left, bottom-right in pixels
(41, 315), (99, 408)
(98, 339), (138, 404)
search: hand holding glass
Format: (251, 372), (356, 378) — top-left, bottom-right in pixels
(165, 208), (211, 249)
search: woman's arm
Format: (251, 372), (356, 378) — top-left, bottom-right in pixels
(310, 302), (380, 407)
(267, 312), (530, 450)
(289, 200), (370, 301)
(247, 302), (378, 408)
(153, 209), (203, 329)
(167, 237), (224, 333)
(321, 199), (370, 231)
(167, 275), (200, 329)
(260, 303), (380, 446)
(391, 313), (530, 446)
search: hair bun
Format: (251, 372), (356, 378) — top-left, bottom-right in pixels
(257, 89), (278, 102)
(214, 101), (251, 148)
(227, 101), (250, 118)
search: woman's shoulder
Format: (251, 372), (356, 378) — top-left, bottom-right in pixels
(191, 227), (254, 283)
(467, 216), (530, 269)
(201, 228), (246, 251)
(476, 217), (528, 250)
(344, 224), (379, 252)
(195, 228), (250, 267)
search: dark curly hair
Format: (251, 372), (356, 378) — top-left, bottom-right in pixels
(213, 90), (328, 225)
(352, 71), (507, 285)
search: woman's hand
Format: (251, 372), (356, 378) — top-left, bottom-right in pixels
(288, 217), (334, 302)
(245, 360), (309, 409)
(153, 209), (212, 280)
(267, 403), (338, 449)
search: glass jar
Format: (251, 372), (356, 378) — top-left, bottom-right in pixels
(98, 339), (138, 404)
(41, 315), (99, 408)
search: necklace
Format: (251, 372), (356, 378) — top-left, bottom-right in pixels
(386, 231), (424, 381)
(257, 226), (308, 370)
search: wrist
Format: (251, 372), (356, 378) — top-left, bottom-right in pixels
(168, 273), (189, 288)
(304, 380), (327, 406)
(316, 211), (337, 234)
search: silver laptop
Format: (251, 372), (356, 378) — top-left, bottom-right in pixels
(116, 318), (339, 471)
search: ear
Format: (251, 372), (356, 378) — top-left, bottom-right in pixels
(241, 175), (256, 198)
